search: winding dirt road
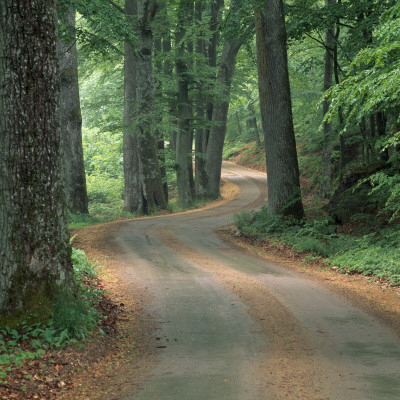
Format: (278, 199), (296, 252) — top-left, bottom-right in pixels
(76, 162), (400, 400)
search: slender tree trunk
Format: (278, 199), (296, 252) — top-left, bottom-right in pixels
(123, 0), (143, 213)
(162, 27), (177, 151)
(320, 0), (336, 199)
(187, 32), (196, 198)
(154, 36), (169, 202)
(377, 111), (389, 161)
(0, 0), (73, 316)
(175, 0), (194, 208)
(136, 0), (167, 213)
(255, 0), (304, 218)
(194, 0), (208, 198)
(205, 37), (242, 197)
(59, 9), (89, 214)
(248, 102), (261, 147)
(236, 110), (243, 138)
(205, 0), (224, 148)
(333, 18), (346, 182)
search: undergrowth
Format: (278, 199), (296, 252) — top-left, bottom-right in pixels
(234, 206), (400, 285)
(0, 249), (103, 385)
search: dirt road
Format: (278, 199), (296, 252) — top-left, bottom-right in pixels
(90, 162), (400, 400)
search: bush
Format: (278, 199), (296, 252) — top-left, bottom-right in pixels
(233, 206), (400, 284)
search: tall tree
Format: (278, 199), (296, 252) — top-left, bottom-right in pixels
(320, 0), (336, 199)
(255, 0), (305, 218)
(194, 0), (209, 198)
(0, 0), (73, 315)
(135, 0), (167, 213)
(123, 0), (143, 213)
(204, 0), (253, 197)
(175, 0), (195, 208)
(123, 0), (167, 214)
(59, 8), (89, 214)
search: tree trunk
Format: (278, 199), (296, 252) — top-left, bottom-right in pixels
(123, 0), (143, 213)
(205, 36), (242, 197)
(194, 0), (208, 198)
(59, 9), (89, 214)
(377, 111), (389, 161)
(248, 102), (261, 147)
(154, 36), (169, 202)
(136, 0), (167, 213)
(333, 19), (346, 182)
(320, 0), (336, 199)
(255, 0), (305, 218)
(162, 23), (177, 151)
(175, 0), (194, 208)
(0, 0), (73, 316)
(205, 0), (224, 148)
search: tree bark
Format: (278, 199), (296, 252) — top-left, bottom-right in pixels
(194, 0), (209, 198)
(59, 9), (89, 214)
(135, 0), (167, 213)
(162, 20), (177, 151)
(175, 0), (194, 208)
(248, 102), (261, 147)
(255, 0), (305, 218)
(205, 0), (224, 149)
(204, 2), (248, 197)
(123, 0), (143, 213)
(320, 0), (336, 199)
(0, 0), (73, 316)
(154, 36), (169, 202)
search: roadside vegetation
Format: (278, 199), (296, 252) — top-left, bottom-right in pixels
(0, 249), (119, 399)
(234, 206), (400, 285)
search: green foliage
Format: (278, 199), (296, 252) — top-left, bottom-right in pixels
(60, 0), (134, 57)
(235, 207), (400, 284)
(0, 249), (104, 383)
(328, 228), (400, 284)
(234, 206), (301, 236)
(325, 2), (400, 140)
(360, 169), (400, 222)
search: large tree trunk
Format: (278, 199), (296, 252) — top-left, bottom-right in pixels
(175, 0), (194, 208)
(0, 0), (73, 316)
(255, 0), (305, 219)
(123, 0), (143, 213)
(59, 9), (89, 214)
(320, 0), (336, 199)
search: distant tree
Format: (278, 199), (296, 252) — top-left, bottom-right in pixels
(320, 0), (336, 199)
(59, 8), (89, 214)
(255, 0), (305, 218)
(203, 0), (254, 198)
(0, 0), (73, 316)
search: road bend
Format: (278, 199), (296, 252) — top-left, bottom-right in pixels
(114, 162), (400, 400)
